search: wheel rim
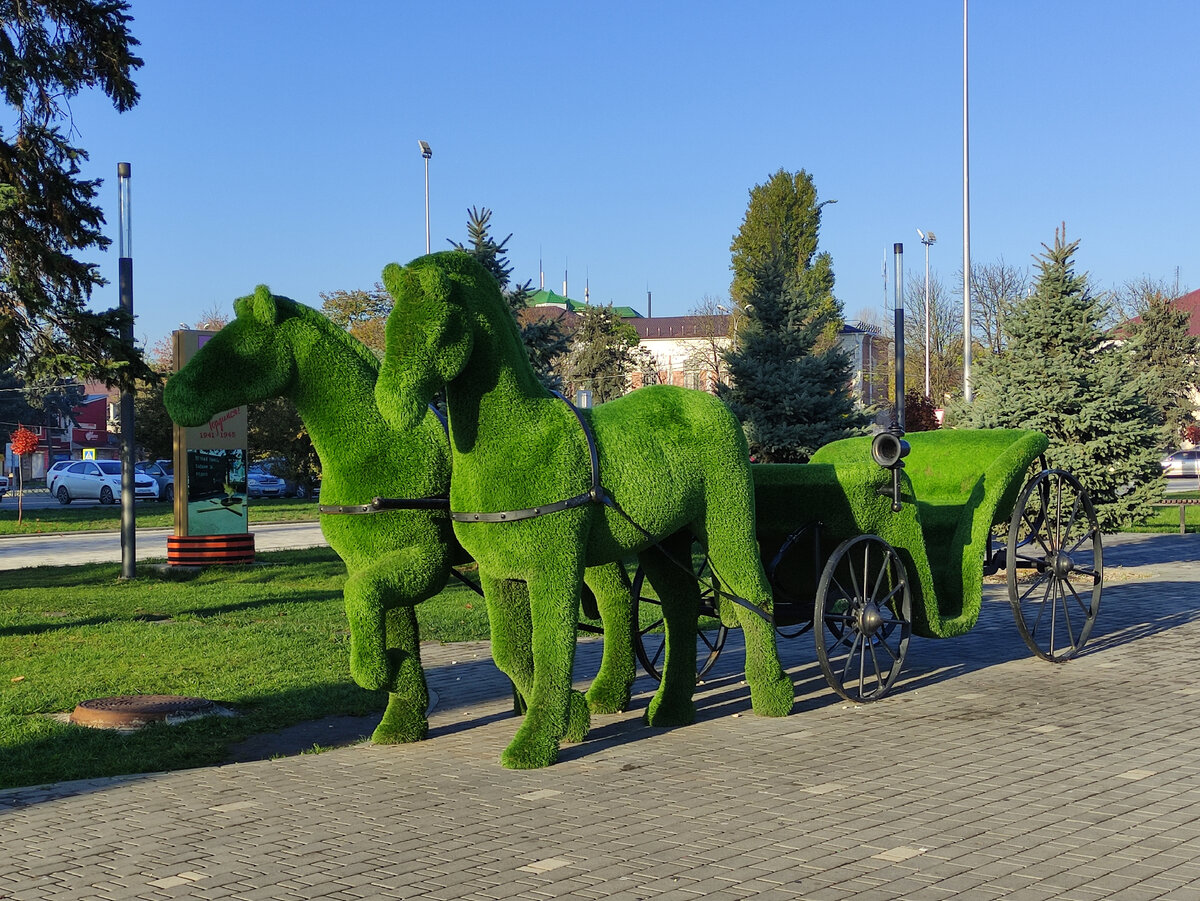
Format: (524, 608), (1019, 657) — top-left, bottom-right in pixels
(815, 535), (912, 703)
(1007, 469), (1103, 662)
(766, 526), (818, 640)
(57, 486), (69, 504)
(100, 486), (113, 504)
(632, 541), (729, 683)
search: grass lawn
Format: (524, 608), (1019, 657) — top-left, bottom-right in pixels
(1129, 489), (1200, 533)
(0, 547), (492, 791)
(0, 496), (319, 535)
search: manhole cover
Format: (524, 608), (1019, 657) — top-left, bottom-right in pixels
(69, 695), (218, 730)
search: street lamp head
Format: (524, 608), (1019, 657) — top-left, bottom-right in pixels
(916, 228), (924, 241)
(418, 140), (432, 159)
(919, 229), (937, 246)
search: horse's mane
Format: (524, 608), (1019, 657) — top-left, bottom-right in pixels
(274, 294), (383, 375)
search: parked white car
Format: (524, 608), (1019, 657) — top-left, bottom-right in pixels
(49, 459), (159, 504)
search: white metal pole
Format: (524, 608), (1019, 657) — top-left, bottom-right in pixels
(962, 0), (973, 402)
(924, 239), (931, 398)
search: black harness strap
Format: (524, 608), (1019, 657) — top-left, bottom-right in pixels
(320, 404), (452, 516)
(318, 394), (772, 626)
(449, 392), (605, 523)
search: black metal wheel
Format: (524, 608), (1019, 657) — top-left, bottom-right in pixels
(815, 534), (912, 703)
(165, 484), (174, 503)
(56, 485), (71, 505)
(765, 525), (819, 640)
(1006, 469), (1102, 662)
(99, 485), (114, 505)
(632, 540), (729, 683)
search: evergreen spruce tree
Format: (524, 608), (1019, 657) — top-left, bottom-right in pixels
(719, 169), (868, 462)
(1125, 291), (1199, 445)
(960, 227), (1162, 530)
(449, 206), (567, 389)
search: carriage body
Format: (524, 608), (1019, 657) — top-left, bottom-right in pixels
(633, 427), (1104, 702)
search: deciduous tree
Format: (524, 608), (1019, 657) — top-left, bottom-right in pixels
(561, 304), (640, 404)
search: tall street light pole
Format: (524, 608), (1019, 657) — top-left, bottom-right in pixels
(962, 0), (973, 402)
(918, 229), (936, 399)
(117, 162), (135, 579)
(894, 243), (905, 430)
(418, 140), (432, 254)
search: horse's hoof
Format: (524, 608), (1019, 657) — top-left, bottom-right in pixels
(371, 713), (428, 744)
(564, 690), (591, 743)
(643, 694), (695, 728)
(749, 673), (795, 717)
(500, 737), (559, 770)
(586, 679), (633, 715)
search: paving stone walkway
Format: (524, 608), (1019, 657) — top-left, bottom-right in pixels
(3, 533), (1200, 900)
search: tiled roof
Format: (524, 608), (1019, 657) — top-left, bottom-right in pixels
(1121, 288), (1200, 337)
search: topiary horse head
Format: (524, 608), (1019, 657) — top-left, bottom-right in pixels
(165, 286), (639, 744)
(376, 251), (793, 769)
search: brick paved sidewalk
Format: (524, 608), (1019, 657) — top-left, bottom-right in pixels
(3, 533), (1200, 900)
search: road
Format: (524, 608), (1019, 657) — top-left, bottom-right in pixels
(0, 520), (327, 570)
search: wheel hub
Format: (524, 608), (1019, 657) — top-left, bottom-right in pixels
(1053, 552), (1075, 578)
(858, 602), (885, 637)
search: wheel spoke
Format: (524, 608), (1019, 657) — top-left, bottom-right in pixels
(1018, 571), (1052, 605)
(639, 614), (664, 638)
(1028, 578), (1054, 638)
(1057, 580), (1077, 650)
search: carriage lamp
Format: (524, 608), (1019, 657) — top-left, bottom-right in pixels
(872, 426), (909, 514)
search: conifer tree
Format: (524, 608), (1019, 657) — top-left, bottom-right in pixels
(959, 227), (1162, 530)
(0, 1), (152, 390)
(1125, 291), (1199, 445)
(719, 169), (867, 462)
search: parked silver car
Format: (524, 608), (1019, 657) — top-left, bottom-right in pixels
(135, 459), (175, 502)
(1162, 450), (1200, 478)
(246, 466), (284, 498)
(49, 459), (159, 504)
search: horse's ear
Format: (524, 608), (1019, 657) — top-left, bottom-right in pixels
(247, 285), (280, 325)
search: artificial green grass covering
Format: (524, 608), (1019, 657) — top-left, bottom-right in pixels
(753, 461), (937, 637)
(810, 429), (1049, 638)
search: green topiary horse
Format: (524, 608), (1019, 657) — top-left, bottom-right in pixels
(375, 251), (793, 769)
(164, 287), (638, 744)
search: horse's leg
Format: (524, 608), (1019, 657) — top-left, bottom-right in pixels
(701, 525), (794, 718)
(481, 571), (587, 742)
(372, 604), (429, 743)
(344, 564), (390, 692)
(343, 544), (449, 742)
(638, 532), (700, 727)
(582, 562), (635, 714)
(479, 570), (534, 699)
(499, 551), (587, 769)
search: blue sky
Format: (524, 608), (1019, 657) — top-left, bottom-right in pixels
(67, 0), (1199, 348)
